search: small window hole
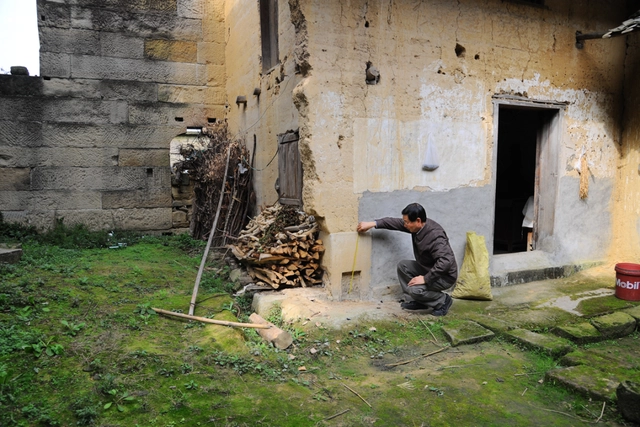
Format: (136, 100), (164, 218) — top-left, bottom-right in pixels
(455, 43), (466, 58)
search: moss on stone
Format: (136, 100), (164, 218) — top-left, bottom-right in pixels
(546, 365), (619, 402)
(442, 320), (494, 347)
(577, 295), (634, 316)
(591, 312), (637, 338)
(554, 322), (602, 344)
(506, 328), (572, 357)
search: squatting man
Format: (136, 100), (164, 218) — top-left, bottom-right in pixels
(357, 203), (457, 316)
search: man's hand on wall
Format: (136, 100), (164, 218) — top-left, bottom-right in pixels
(357, 221), (376, 232)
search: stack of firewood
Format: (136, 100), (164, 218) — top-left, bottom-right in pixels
(229, 204), (325, 289)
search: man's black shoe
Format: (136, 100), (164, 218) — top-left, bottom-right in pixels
(401, 300), (426, 310)
(432, 294), (453, 317)
(401, 301), (431, 313)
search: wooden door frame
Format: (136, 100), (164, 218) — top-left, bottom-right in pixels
(491, 95), (565, 254)
(277, 130), (302, 206)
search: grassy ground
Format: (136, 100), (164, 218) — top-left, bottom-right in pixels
(0, 223), (631, 426)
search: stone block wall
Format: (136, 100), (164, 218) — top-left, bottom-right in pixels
(0, 0), (226, 231)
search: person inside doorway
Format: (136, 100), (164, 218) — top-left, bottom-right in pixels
(357, 203), (457, 316)
(522, 196), (534, 251)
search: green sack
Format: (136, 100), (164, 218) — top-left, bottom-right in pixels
(451, 231), (493, 301)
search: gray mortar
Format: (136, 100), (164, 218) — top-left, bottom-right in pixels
(359, 176), (614, 290)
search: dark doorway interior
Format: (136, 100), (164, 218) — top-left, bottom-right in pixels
(493, 107), (539, 254)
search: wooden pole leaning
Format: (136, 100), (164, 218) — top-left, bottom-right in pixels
(188, 146), (232, 316)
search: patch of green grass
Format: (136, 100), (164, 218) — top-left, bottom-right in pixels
(0, 231), (629, 426)
(577, 295), (636, 316)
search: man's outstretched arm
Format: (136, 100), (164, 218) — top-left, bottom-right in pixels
(357, 221), (376, 232)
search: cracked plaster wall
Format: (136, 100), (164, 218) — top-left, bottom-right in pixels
(287, 0), (633, 297)
(610, 30), (640, 262)
(223, 0), (301, 209)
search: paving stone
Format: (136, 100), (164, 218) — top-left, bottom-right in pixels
(442, 320), (494, 347)
(591, 312), (637, 338)
(505, 328), (572, 357)
(546, 365), (620, 402)
(617, 381), (640, 423)
(465, 313), (512, 333)
(561, 347), (638, 370)
(621, 305), (640, 322)
(554, 322), (602, 344)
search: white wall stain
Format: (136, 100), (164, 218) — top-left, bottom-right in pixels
(353, 77), (487, 193)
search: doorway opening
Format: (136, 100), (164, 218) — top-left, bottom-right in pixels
(493, 106), (557, 254)
(169, 134), (208, 232)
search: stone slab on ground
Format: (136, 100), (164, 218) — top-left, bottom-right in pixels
(561, 347), (638, 370)
(554, 322), (602, 344)
(621, 305), (640, 322)
(493, 307), (576, 331)
(591, 312), (637, 338)
(465, 313), (511, 333)
(0, 247), (23, 264)
(505, 328), (572, 357)
(546, 365), (621, 402)
(617, 381), (640, 423)
(442, 320), (494, 347)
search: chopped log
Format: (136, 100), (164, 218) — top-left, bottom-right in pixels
(249, 313), (293, 349)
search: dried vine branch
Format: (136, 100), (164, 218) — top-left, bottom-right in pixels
(175, 123), (255, 244)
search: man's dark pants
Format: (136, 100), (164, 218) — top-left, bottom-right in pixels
(397, 260), (453, 309)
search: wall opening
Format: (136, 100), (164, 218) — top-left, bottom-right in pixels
(169, 134), (208, 231)
(259, 0), (279, 72)
(493, 105), (560, 255)
(277, 130), (302, 206)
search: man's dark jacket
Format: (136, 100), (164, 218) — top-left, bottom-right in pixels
(375, 217), (458, 286)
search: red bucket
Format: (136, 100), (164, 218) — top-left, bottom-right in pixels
(615, 263), (640, 301)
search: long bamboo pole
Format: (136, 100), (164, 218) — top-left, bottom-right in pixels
(189, 146), (231, 316)
(153, 308), (271, 329)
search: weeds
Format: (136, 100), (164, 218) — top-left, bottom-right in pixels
(23, 336), (64, 358)
(0, 227), (631, 427)
(103, 389), (135, 412)
(61, 320), (86, 336)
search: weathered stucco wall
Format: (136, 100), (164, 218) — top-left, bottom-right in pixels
(0, 0), (225, 230)
(610, 30), (640, 262)
(288, 0), (633, 298)
(224, 0), (300, 209)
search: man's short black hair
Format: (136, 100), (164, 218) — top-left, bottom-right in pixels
(402, 203), (427, 222)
